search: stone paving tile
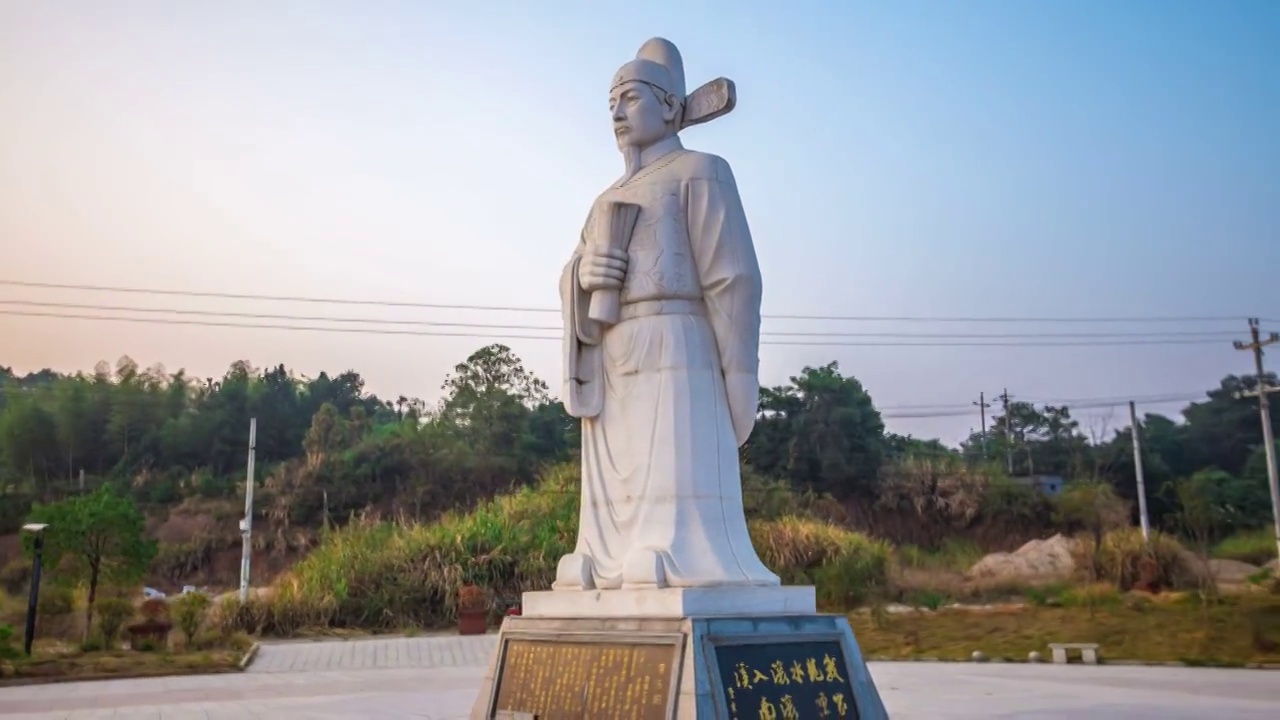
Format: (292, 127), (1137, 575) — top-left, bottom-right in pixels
(248, 633), (498, 674)
(3, 635), (1278, 719)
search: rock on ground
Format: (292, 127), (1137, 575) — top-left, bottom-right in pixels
(966, 534), (1079, 581)
(1205, 558), (1262, 583)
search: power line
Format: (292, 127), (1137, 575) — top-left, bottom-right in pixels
(880, 392), (1206, 411)
(0, 309), (1235, 347)
(880, 395), (1202, 419)
(1, 279), (1269, 324)
(0, 299), (1246, 340)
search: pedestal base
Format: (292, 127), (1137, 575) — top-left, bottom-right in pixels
(521, 585), (816, 619)
(470, 608), (888, 719)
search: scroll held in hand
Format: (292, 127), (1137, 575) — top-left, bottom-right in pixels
(587, 200), (642, 325)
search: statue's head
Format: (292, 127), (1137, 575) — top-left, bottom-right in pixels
(610, 38), (685, 152)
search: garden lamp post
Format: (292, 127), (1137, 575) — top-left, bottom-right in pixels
(21, 522), (48, 657)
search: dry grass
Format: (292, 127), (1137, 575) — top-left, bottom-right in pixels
(852, 592), (1280, 665)
(1074, 528), (1198, 591)
(891, 567), (1051, 606)
(0, 640), (242, 684)
(750, 516), (892, 608)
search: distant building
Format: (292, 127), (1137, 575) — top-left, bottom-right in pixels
(1010, 474), (1065, 496)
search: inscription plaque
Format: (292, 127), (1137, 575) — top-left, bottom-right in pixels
(711, 639), (860, 720)
(491, 636), (680, 719)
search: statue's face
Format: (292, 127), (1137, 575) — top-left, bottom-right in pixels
(610, 80), (676, 151)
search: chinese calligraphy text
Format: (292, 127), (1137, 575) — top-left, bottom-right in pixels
(492, 637), (678, 719)
(713, 640), (860, 720)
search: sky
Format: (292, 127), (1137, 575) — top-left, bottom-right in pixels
(1, 0), (1277, 445)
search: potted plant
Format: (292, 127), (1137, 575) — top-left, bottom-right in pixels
(457, 584), (489, 635)
(126, 597), (173, 651)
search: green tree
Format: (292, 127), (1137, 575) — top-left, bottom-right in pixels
(0, 393), (61, 489)
(746, 362), (885, 498)
(436, 344), (566, 490)
(1180, 374), (1280, 477)
(26, 484), (157, 640)
(985, 401), (1087, 477)
(884, 433), (957, 462)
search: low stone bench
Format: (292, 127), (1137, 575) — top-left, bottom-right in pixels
(1049, 642), (1099, 665)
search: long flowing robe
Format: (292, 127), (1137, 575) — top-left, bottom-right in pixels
(555, 135), (780, 590)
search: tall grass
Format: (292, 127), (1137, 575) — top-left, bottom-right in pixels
(896, 538), (985, 572)
(1074, 528), (1197, 592)
(218, 463), (892, 635)
(750, 516), (892, 608)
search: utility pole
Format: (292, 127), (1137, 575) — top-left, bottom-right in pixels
(239, 418), (258, 603)
(1128, 401), (1151, 541)
(996, 388), (1014, 475)
(973, 392), (991, 459)
(1233, 318), (1280, 564)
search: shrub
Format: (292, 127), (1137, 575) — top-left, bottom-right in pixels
(1214, 530), (1278, 567)
(37, 585), (74, 616)
(1074, 528), (1197, 592)
(1058, 582), (1123, 608)
(0, 623), (18, 660)
(897, 538), (984, 572)
(95, 597), (134, 649)
(171, 592), (212, 642)
(79, 631), (105, 653)
(749, 516), (892, 608)
(0, 560), (29, 595)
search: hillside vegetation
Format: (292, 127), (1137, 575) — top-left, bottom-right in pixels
(2, 344), (1278, 616)
(216, 463), (893, 635)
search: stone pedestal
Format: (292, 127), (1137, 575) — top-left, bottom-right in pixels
(469, 588), (889, 719)
(520, 586), (817, 619)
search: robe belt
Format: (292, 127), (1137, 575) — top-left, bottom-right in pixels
(618, 298), (707, 321)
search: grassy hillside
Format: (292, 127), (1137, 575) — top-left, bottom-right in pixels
(216, 463), (893, 635)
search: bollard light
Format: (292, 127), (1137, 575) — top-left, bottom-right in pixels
(21, 523), (48, 657)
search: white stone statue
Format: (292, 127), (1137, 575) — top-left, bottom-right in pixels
(554, 37), (780, 592)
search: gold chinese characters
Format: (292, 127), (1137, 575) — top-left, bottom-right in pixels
(721, 651), (855, 720)
(492, 639), (677, 719)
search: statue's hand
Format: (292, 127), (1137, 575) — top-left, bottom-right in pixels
(578, 247), (628, 293)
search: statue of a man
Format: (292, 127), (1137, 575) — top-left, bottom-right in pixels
(554, 38), (780, 591)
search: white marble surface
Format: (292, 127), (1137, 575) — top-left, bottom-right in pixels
(1, 635), (1276, 719)
(554, 36), (778, 599)
(522, 585), (816, 618)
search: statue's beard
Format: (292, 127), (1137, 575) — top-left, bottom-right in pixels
(620, 145), (642, 181)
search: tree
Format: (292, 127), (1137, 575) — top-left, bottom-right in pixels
(1180, 374), (1280, 477)
(0, 393), (61, 485)
(26, 484), (157, 640)
(985, 401), (1087, 477)
(884, 433), (956, 462)
(746, 362), (885, 498)
(1170, 471), (1230, 608)
(436, 344), (568, 489)
(440, 344), (550, 420)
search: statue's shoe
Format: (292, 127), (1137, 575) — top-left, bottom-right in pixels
(551, 553), (598, 590)
(620, 547), (669, 589)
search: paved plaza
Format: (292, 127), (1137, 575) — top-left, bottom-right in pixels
(1, 634), (1276, 718)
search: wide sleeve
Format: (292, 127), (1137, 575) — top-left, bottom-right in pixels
(686, 158), (762, 446)
(560, 242), (604, 418)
